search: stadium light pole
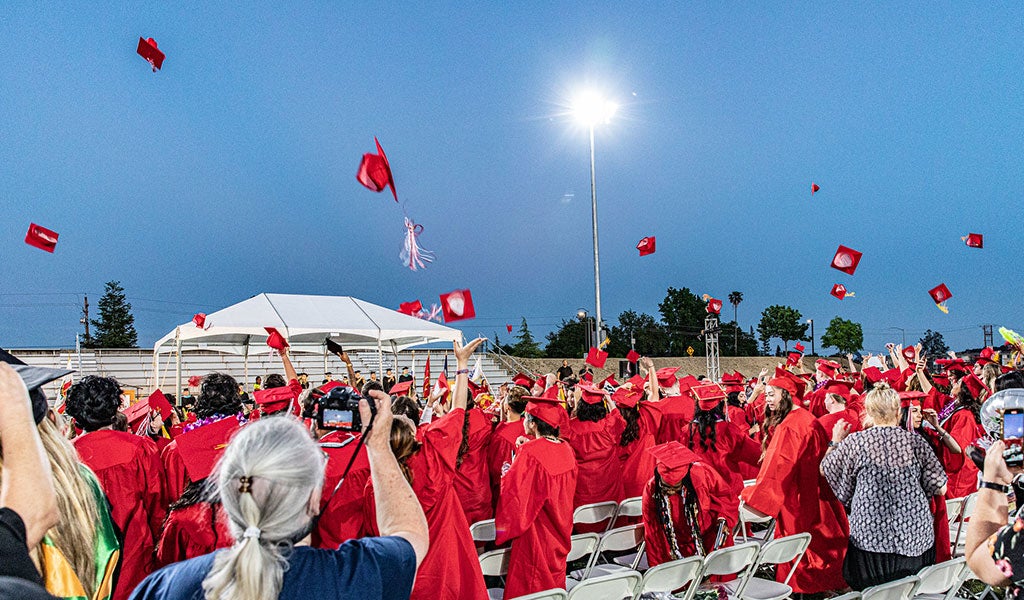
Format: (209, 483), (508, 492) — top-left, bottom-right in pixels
(572, 91), (617, 350)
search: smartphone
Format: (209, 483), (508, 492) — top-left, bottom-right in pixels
(321, 408), (355, 430)
(1004, 408), (1024, 467)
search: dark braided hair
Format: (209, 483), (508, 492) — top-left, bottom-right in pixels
(575, 399), (608, 423)
(194, 373), (242, 419)
(457, 390), (476, 468)
(166, 479), (224, 550)
(651, 470), (699, 561)
(688, 402), (725, 452)
(66, 376), (122, 432)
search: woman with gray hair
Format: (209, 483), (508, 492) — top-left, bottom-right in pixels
(822, 382), (948, 590)
(130, 390), (428, 600)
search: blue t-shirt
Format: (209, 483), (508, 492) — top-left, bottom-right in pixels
(129, 536), (416, 600)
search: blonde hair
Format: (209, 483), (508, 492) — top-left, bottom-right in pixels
(864, 382), (900, 426)
(981, 363), (1001, 395)
(202, 417), (325, 600)
(0, 415), (101, 598)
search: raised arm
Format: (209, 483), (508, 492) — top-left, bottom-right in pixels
(361, 389), (429, 566)
(640, 357), (659, 402)
(278, 348), (299, 383)
(452, 338), (487, 412)
(0, 363), (59, 548)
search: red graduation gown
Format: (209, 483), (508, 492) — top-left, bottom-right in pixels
(495, 437), (578, 599)
(155, 502), (233, 567)
(314, 430), (371, 549)
(741, 407), (849, 594)
(453, 408), (494, 525)
(364, 408), (487, 600)
(641, 464), (735, 567)
(160, 440), (189, 504)
(566, 412), (625, 507)
(679, 421), (761, 524)
(818, 408), (863, 438)
(487, 418), (526, 510)
(805, 385), (829, 418)
(655, 395), (695, 444)
(941, 408), (983, 498)
(618, 402), (663, 499)
(74, 430), (166, 600)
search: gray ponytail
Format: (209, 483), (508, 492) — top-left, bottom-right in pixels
(202, 417), (325, 600)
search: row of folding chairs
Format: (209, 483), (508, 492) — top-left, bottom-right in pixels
(832, 557), (970, 600)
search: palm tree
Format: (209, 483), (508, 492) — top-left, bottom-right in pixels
(728, 291), (743, 354)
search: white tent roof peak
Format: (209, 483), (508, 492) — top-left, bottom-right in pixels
(154, 293), (461, 354)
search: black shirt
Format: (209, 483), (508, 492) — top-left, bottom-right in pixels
(0, 508), (44, 586)
(398, 374), (414, 383)
(556, 365), (574, 381)
(383, 376), (396, 393)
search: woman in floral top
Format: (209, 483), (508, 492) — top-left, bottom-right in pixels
(967, 440), (1024, 594)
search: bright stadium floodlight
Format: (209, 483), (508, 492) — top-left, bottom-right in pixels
(571, 91), (618, 126)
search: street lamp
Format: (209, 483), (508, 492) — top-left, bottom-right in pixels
(888, 327), (906, 347)
(572, 91), (617, 351)
(577, 308), (593, 353)
(806, 319), (815, 356)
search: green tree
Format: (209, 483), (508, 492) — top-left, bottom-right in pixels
(919, 330), (949, 359)
(756, 305), (808, 352)
(658, 287), (706, 356)
(820, 316), (864, 355)
(718, 321), (760, 356)
(544, 318), (590, 358)
(508, 317), (544, 358)
(728, 291), (743, 354)
(607, 310), (669, 357)
(90, 281), (138, 348)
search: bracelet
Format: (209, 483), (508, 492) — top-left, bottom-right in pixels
(828, 440), (839, 448)
(981, 481), (1010, 493)
(456, 368), (470, 375)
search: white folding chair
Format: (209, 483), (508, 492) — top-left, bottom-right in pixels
(734, 503), (775, 545)
(566, 570), (642, 600)
(565, 533), (601, 590)
(610, 496), (644, 530)
(571, 524), (645, 580)
(950, 493), (978, 557)
(861, 575), (921, 600)
(695, 541), (761, 599)
(573, 501), (619, 533)
(832, 593), (861, 600)
(634, 556), (703, 600)
(911, 558), (968, 600)
(472, 519), (497, 547)
(507, 589), (568, 600)
(479, 548), (511, 600)
(726, 533), (811, 600)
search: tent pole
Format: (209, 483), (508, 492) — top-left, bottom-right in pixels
(377, 338), (383, 381)
(151, 347), (158, 391)
(243, 336), (250, 392)
(175, 327), (182, 406)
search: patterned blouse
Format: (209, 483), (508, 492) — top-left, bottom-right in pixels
(991, 516), (1024, 599)
(821, 426), (948, 555)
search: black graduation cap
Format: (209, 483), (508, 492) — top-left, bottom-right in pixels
(0, 347), (73, 424)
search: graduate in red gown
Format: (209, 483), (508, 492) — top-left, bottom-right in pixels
(495, 386), (578, 598)
(936, 372), (988, 498)
(642, 441), (735, 567)
(565, 382), (625, 509)
(453, 392), (494, 525)
(615, 360), (663, 499)
(364, 338), (487, 600)
(488, 386), (528, 510)
(154, 415), (238, 567)
(66, 376), (167, 600)
(679, 383), (761, 526)
(817, 380), (864, 436)
(741, 370), (849, 594)
(248, 348), (304, 419)
(654, 369), (696, 444)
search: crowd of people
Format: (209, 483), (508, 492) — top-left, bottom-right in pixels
(3, 337), (1024, 599)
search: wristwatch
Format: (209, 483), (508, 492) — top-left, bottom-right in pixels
(981, 481), (1010, 493)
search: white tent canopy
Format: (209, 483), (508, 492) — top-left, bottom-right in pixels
(155, 293), (462, 354)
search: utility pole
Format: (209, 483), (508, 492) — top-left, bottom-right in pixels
(982, 324), (994, 348)
(80, 295), (90, 342)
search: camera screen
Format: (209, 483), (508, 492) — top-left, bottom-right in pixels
(1006, 411), (1024, 440)
(322, 408), (354, 429)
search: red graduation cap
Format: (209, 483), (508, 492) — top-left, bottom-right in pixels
(193, 313), (207, 329)
(626, 349), (640, 363)
(187, 375), (202, 387)
(794, 342), (805, 353)
(577, 383), (607, 405)
(655, 367), (679, 388)
(929, 283), (952, 305)
(585, 347), (608, 368)
(830, 245), (863, 275)
(253, 386), (298, 416)
(389, 380), (413, 396)
(398, 300), (422, 316)
(356, 137), (397, 202)
(511, 373), (535, 389)
(123, 399), (152, 430)
(902, 346), (917, 362)
(506, 324), (513, 333)
(692, 383), (726, 411)
(146, 389), (174, 421)
(175, 417), (241, 481)
(598, 375), (619, 389)
(677, 374), (699, 394)
(264, 327), (289, 350)
(824, 379), (855, 401)
(649, 441), (701, 486)
(962, 233), (983, 249)
(899, 390), (926, 408)
(637, 236), (656, 256)
(439, 289), (475, 322)
(25, 223), (59, 253)
(611, 385), (642, 408)
(811, 182), (820, 195)
(136, 37), (165, 71)
(786, 351), (802, 367)
(830, 283), (851, 300)
(706, 298), (723, 314)
(962, 373), (989, 399)
(525, 394), (568, 430)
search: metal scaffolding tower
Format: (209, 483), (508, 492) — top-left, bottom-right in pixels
(705, 316), (721, 381)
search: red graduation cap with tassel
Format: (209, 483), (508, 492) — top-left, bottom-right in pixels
(265, 327), (289, 350)
(356, 137), (397, 202)
(962, 233), (983, 249)
(25, 223), (59, 253)
(830, 245), (863, 275)
(705, 297), (723, 314)
(585, 347), (608, 369)
(830, 283), (854, 300)
(811, 182), (820, 195)
(398, 300), (423, 316)
(136, 37), (165, 71)
(626, 349), (640, 363)
(439, 289), (475, 322)
(637, 236), (656, 256)
(929, 284), (952, 314)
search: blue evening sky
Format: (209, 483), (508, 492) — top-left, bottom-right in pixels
(2, 2), (1021, 353)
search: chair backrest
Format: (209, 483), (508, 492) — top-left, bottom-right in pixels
(861, 575), (920, 600)
(945, 497), (965, 526)
(512, 589), (569, 600)
(567, 532), (601, 564)
(738, 502), (773, 525)
(470, 518), (496, 543)
(913, 558), (967, 597)
(638, 556), (703, 598)
(478, 548), (511, 578)
(596, 524), (646, 555)
(566, 570), (642, 600)
(752, 533), (812, 585)
(951, 493), (979, 547)
(702, 541), (760, 578)
(610, 496), (643, 529)
(573, 501), (619, 529)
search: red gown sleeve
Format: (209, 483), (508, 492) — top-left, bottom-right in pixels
(725, 423), (762, 468)
(140, 440), (167, 539)
(740, 422), (801, 517)
(423, 408), (466, 472)
(154, 511), (187, 568)
(495, 449), (547, 545)
(161, 442), (188, 505)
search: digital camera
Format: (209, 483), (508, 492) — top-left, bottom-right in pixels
(316, 386), (373, 432)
